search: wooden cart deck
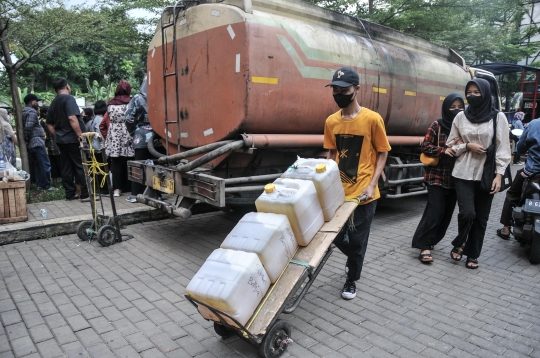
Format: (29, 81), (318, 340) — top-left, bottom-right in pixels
(246, 201), (358, 336)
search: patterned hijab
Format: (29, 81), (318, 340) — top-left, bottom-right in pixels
(108, 81), (132, 105)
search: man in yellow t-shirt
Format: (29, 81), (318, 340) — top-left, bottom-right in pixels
(323, 67), (391, 300)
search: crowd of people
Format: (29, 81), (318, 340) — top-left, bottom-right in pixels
(7, 76), (160, 203)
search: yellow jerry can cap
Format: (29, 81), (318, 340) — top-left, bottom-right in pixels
(264, 184), (275, 193)
(315, 164), (327, 173)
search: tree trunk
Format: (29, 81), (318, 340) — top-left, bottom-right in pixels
(369, 0), (373, 14)
(0, 23), (31, 185)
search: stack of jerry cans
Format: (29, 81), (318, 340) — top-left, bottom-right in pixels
(186, 158), (343, 326)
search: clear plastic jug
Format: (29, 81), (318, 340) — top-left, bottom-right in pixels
(221, 212), (297, 283)
(281, 158), (345, 221)
(255, 178), (324, 246)
(186, 248), (270, 327)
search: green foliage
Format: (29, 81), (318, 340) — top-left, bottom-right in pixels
(305, 0), (540, 66)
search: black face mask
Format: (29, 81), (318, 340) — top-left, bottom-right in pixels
(466, 95), (483, 108)
(448, 109), (462, 119)
(333, 91), (356, 108)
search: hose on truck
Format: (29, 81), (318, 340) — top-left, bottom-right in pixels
(175, 140), (245, 173)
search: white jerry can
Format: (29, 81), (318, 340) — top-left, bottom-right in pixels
(221, 212), (297, 283)
(185, 248), (270, 327)
(255, 178), (324, 246)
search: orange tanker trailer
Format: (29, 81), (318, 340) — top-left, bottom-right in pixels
(128, 0), (500, 217)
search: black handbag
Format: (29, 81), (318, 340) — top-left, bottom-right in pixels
(480, 116), (512, 192)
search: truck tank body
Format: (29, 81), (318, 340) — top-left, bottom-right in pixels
(147, 0), (471, 153)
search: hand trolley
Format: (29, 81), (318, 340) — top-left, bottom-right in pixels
(76, 133), (124, 247)
(185, 202), (358, 358)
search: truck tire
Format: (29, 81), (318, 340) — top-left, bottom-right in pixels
(530, 231), (540, 264)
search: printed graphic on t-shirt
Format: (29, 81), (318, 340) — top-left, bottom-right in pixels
(335, 134), (364, 184)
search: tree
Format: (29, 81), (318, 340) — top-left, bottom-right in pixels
(0, 0), (87, 174)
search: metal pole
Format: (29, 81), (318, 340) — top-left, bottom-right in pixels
(534, 70), (539, 120)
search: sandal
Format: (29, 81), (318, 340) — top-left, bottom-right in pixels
(465, 258), (479, 269)
(496, 228), (511, 240)
(450, 247), (463, 261)
(419, 252), (433, 263)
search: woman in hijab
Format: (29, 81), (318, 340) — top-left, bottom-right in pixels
(412, 94), (464, 263)
(446, 79), (511, 269)
(104, 81), (135, 196)
(0, 108), (18, 167)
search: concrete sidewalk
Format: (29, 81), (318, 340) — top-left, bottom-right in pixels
(0, 195), (168, 245)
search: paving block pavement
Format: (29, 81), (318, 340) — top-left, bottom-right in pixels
(0, 189), (539, 357)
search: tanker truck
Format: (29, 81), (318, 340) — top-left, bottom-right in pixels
(127, 0), (501, 218)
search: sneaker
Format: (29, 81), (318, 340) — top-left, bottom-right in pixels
(45, 186), (58, 191)
(341, 280), (356, 300)
(126, 195), (137, 203)
(345, 259), (349, 275)
(113, 190), (121, 197)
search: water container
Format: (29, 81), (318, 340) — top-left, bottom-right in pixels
(255, 178), (324, 246)
(220, 212), (297, 283)
(281, 158), (345, 221)
(186, 248), (270, 327)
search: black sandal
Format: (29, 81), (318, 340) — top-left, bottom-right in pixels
(465, 258), (479, 269)
(419, 253), (433, 263)
(496, 228), (510, 240)
(450, 247), (463, 261)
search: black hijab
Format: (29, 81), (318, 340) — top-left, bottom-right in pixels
(438, 93), (464, 135)
(463, 78), (499, 124)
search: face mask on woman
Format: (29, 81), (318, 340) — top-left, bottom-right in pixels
(466, 95), (483, 108)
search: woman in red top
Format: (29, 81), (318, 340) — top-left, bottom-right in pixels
(412, 93), (465, 263)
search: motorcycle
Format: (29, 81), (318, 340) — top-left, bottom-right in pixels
(511, 173), (540, 264)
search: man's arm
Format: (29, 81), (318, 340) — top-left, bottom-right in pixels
(361, 151), (388, 200)
(68, 115), (83, 138)
(327, 149), (337, 160)
(47, 124), (56, 137)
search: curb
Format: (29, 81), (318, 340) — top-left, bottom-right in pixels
(0, 207), (169, 245)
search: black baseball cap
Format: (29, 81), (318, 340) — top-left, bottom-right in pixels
(326, 67), (360, 87)
(24, 94), (43, 104)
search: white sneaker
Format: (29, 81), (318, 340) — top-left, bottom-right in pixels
(113, 190), (121, 197)
(341, 280), (356, 300)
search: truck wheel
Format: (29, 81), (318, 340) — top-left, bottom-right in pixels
(77, 220), (94, 241)
(213, 322), (235, 339)
(530, 231), (540, 264)
(259, 320), (291, 358)
(97, 225), (117, 247)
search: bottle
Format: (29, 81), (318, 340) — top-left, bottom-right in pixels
(0, 157), (6, 178)
(40, 209), (48, 218)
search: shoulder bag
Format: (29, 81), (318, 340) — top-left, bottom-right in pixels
(420, 124), (441, 166)
(480, 116), (513, 192)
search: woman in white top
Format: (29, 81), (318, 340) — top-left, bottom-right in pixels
(446, 78), (511, 269)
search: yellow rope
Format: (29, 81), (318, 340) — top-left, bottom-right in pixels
(81, 134), (108, 232)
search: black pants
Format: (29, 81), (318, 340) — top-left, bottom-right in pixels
(57, 143), (89, 200)
(110, 156), (133, 192)
(411, 184), (457, 250)
(500, 169), (525, 227)
(452, 179), (495, 259)
(333, 201), (377, 281)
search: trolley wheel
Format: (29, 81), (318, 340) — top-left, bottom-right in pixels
(97, 225), (117, 247)
(259, 320), (291, 358)
(213, 322), (235, 339)
(77, 220), (94, 240)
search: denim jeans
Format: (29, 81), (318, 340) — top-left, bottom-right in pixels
(28, 146), (51, 189)
(333, 201), (377, 281)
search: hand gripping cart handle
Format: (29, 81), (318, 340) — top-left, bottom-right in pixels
(185, 201), (360, 358)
